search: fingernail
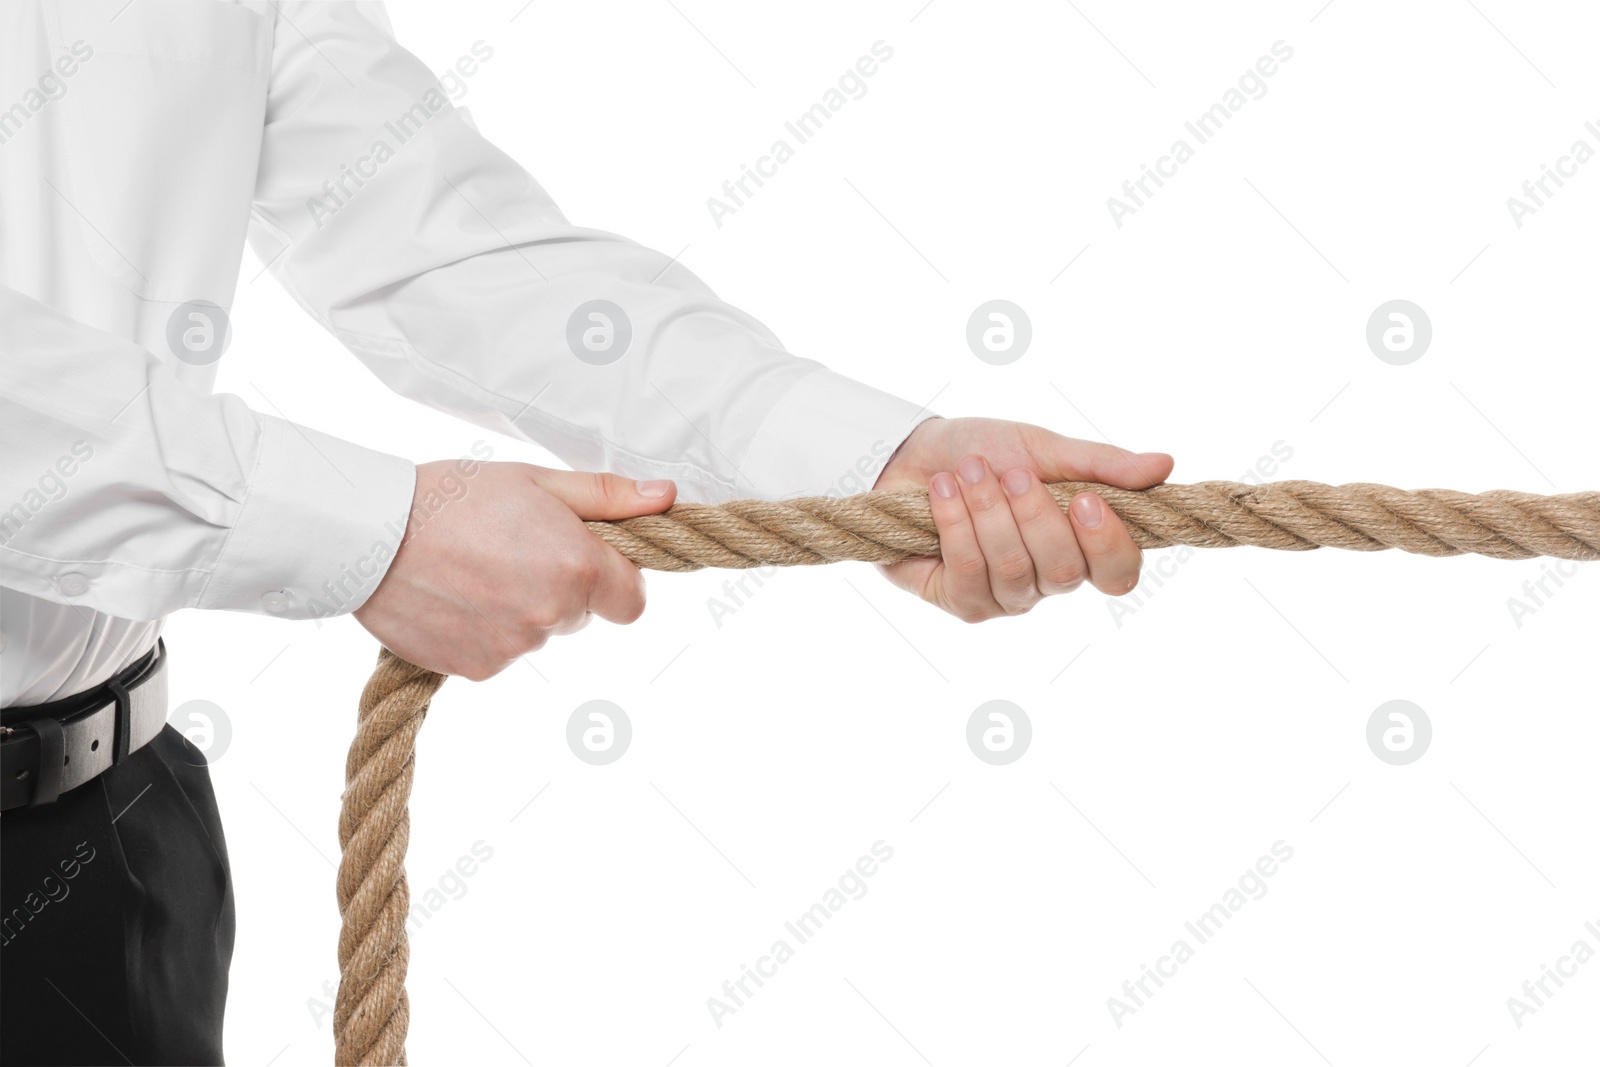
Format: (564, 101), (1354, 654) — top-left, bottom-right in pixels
(931, 472), (958, 499)
(637, 480), (672, 497)
(1002, 469), (1031, 496)
(957, 456), (985, 484)
(1072, 492), (1103, 528)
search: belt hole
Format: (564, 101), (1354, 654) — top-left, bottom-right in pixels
(14, 769), (28, 780)
(91, 739), (100, 751)
(63, 754), (70, 765)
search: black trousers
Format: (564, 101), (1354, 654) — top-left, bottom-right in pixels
(1, 725), (235, 1066)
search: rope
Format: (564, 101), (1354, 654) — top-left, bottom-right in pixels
(333, 478), (1600, 1063)
(587, 480), (1600, 568)
(336, 651), (445, 1066)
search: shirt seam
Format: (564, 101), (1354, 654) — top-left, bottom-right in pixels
(0, 545), (210, 579)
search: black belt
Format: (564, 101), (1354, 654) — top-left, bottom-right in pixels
(1, 640), (169, 812)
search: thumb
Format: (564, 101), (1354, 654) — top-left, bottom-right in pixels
(1026, 429), (1173, 490)
(525, 467), (677, 520)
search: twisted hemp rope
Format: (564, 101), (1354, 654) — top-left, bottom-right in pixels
(336, 654), (445, 1066)
(334, 478), (1600, 1063)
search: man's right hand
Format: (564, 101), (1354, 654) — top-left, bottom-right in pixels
(354, 461), (676, 680)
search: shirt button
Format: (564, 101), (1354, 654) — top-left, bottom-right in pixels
(58, 573), (89, 597)
(261, 590), (292, 613)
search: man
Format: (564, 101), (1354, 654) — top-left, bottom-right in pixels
(0, 2), (1171, 1062)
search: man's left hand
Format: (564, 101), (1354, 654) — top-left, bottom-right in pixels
(871, 417), (1174, 622)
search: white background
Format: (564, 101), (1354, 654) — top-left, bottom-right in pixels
(166, 1), (1599, 1064)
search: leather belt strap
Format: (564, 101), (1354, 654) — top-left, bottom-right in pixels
(1, 640), (170, 812)
(28, 714), (66, 807)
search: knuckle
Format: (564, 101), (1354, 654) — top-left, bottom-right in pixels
(568, 545), (604, 588)
(551, 539), (583, 570)
(520, 605), (561, 632)
(618, 578), (648, 624)
(1013, 495), (1052, 526)
(950, 553), (988, 580)
(458, 658), (500, 682)
(995, 553), (1033, 586)
(965, 488), (1003, 515)
(933, 507), (972, 538)
(575, 556), (604, 594)
(594, 472), (624, 509)
(553, 544), (602, 594)
(1041, 560), (1087, 591)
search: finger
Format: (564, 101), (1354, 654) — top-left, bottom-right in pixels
(928, 470), (1003, 622)
(875, 554), (940, 602)
(579, 541), (649, 626)
(1023, 427), (1174, 489)
(1069, 491), (1144, 596)
(525, 467), (677, 520)
(955, 455), (1037, 614)
(1001, 468), (1087, 595)
(542, 609), (596, 638)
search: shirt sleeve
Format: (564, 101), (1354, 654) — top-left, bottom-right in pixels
(0, 285), (416, 622)
(248, 2), (933, 504)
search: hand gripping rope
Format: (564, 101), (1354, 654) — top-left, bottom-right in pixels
(332, 478), (1600, 1065)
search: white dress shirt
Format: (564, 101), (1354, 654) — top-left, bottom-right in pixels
(0, 1), (930, 707)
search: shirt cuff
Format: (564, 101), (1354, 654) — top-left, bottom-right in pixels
(198, 415), (416, 619)
(738, 367), (936, 499)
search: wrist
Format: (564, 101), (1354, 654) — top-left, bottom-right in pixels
(874, 417), (943, 491)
